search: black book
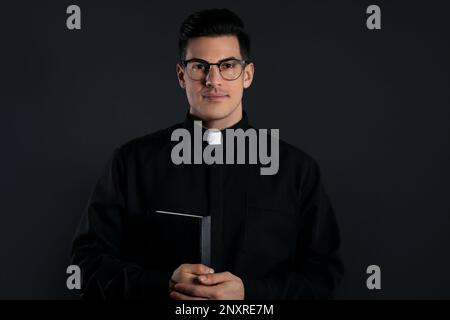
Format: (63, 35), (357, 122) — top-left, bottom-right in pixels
(147, 210), (211, 270)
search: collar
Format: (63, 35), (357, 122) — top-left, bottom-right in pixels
(182, 110), (250, 145)
(183, 110), (249, 136)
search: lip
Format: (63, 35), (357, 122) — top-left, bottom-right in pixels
(202, 94), (229, 102)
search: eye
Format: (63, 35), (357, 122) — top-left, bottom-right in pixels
(220, 61), (236, 70)
(190, 62), (206, 71)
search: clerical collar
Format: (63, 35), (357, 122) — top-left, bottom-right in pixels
(182, 110), (250, 145)
(205, 129), (222, 145)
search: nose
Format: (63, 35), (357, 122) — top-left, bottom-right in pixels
(205, 65), (222, 87)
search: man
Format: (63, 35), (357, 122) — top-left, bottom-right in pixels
(71, 8), (343, 300)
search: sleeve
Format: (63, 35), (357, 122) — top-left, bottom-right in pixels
(70, 147), (173, 299)
(243, 157), (344, 300)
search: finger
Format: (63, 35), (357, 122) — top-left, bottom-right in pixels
(184, 264), (215, 275)
(171, 272), (197, 285)
(197, 271), (233, 285)
(170, 290), (208, 300)
(174, 283), (214, 299)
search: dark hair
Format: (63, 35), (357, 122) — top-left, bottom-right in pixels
(178, 8), (251, 61)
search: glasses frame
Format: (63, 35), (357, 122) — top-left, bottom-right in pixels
(180, 58), (251, 81)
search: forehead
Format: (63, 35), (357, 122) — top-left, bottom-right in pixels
(185, 36), (241, 62)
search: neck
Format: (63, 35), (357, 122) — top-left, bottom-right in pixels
(191, 103), (243, 130)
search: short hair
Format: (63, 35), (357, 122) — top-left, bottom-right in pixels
(178, 8), (251, 61)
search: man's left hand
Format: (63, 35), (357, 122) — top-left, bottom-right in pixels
(169, 271), (245, 300)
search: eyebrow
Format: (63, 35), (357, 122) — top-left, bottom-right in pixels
(188, 56), (241, 63)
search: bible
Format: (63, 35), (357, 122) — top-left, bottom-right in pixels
(148, 210), (211, 269)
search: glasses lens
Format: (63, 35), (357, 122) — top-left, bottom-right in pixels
(219, 60), (243, 80)
(186, 61), (207, 80)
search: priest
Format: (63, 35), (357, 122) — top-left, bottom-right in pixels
(70, 8), (344, 300)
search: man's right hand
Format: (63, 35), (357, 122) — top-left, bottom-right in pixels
(169, 263), (214, 294)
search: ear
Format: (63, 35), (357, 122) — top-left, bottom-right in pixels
(176, 64), (186, 89)
(243, 63), (255, 89)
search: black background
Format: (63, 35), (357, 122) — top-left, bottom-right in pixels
(1, 0), (449, 299)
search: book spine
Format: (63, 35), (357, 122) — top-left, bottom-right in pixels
(200, 216), (211, 266)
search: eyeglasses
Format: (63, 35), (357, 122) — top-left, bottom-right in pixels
(181, 58), (251, 81)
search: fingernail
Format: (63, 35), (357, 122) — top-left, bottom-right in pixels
(209, 269), (214, 273)
(199, 275), (207, 281)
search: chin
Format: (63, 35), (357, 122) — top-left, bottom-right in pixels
(194, 104), (235, 121)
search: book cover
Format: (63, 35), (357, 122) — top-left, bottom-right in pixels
(147, 210), (211, 270)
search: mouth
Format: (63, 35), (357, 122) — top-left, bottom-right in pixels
(201, 94), (230, 102)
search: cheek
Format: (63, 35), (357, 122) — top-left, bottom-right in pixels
(185, 83), (203, 102)
(229, 84), (244, 101)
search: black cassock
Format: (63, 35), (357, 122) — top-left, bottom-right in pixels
(70, 111), (344, 299)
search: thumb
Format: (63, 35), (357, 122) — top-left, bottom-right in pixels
(198, 272), (231, 285)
